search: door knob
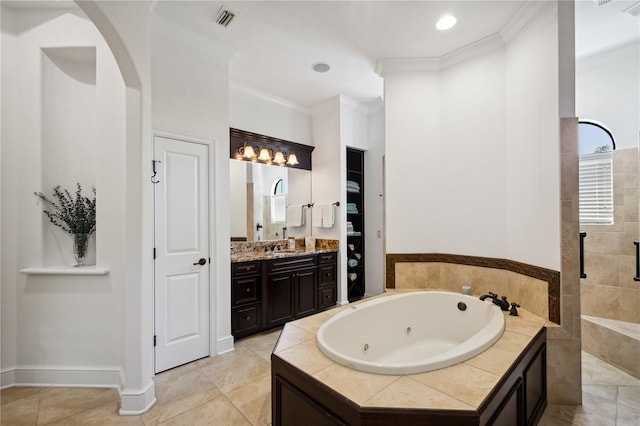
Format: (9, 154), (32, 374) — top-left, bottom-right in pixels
(193, 258), (207, 266)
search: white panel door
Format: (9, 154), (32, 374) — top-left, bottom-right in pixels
(154, 136), (209, 373)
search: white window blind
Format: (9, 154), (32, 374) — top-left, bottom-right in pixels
(271, 194), (286, 223)
(579, 151), (613, 224)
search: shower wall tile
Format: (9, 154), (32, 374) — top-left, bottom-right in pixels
(619, 255), (639, 289)
(582, 253), (619, 287)
(581, 284), (620, 320)
(619, 288), (640, 323)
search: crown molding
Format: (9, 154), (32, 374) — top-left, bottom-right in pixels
(499, 0), (549, 43)
(229, 81), (311, 116)
(376, 33), (504, 76)
(440, 33), (504, 69)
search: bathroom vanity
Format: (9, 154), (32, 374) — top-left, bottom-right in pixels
(271, 291), (548, 426)
(231, 241), (338, 339)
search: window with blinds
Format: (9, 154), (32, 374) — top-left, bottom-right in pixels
(271, 178), (287, 223)
(579, 151), (613, 224)
(578, 120), (616, 225)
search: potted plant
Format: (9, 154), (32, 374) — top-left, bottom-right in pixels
(34, 183), (96, 267)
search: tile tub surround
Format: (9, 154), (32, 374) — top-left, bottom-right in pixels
(272, 290), (549, 418)
(231, 238), (338, 262)
(582, 315), (640, 379)
(386, 254), (560, 324)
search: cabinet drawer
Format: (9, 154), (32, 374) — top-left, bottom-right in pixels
(232, 261), (261, 277)
(318, 264), (336, 285)
(319, 285), (336, 310)
(317, 252), (337, 265)
(232, 303), (261, 337)
(267, 256), (316, 273)
(232, 276), (260, 306)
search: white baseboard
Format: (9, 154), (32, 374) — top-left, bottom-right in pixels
(216, 335), (234, 355)
(1, 365), (121, 389)
(119, 379), (156, 415)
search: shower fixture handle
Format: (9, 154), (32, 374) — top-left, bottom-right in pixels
(634, 240), (639, 282)
(579, 232), (587, 279)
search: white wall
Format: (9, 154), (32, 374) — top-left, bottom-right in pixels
(229, 160), (247, 239)
(576, 42), (639, 150)
(150, 14), (235, 359)
(504, 2), (561, 270)
(1, 8), (126, 384)
(230, 84), (312, 145)
(384, 2), (561, 271)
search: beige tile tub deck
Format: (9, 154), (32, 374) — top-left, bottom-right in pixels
(272, 290), (547, 413)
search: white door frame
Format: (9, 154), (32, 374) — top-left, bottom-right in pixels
(152, 130), (216, 371)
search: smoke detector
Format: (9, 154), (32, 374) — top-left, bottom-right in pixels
(215, 6), (236, 27)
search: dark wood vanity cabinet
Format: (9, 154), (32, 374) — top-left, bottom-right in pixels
(231, 261), (262, 339)
(318, 252), (337, 310)
(232, 252), (336, 338)
(266, 255), (317, 328)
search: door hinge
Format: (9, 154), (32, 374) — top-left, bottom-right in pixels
(154, 335), (157, 347)
(153, 248), (156, 260)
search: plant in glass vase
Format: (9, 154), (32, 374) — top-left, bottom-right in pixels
(34, 183), (96, 267)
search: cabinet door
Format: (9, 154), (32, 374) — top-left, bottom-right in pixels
(232, 303), (261, 338)
(267, 272), (294, 327)
(232, 275), (260, 306)
(295, 268), (317, 318)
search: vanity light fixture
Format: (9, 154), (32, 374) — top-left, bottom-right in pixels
(258, 146), (272, 162)
(236, 142), (257, 161)
(273, 150), (286, 166)
(286, 152), (299, 166)
(235, 139), (299, 168)
(436, 14), (457, 31)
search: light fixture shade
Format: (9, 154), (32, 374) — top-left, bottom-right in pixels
(286, 152), (299, 165)
(242, 144), (256, 160)
(273, 150), (286, 165)
(258, 147), (272, 162)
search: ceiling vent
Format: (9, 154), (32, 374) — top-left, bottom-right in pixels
(593, 0), (613, 6)
(623, 1), (640, 16)
(215, 6), (236, 27)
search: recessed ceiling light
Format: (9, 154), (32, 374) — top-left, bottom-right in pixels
(312, 62), (331, 73)
(436, 15), (457, 31)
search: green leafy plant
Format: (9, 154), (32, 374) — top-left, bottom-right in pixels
(34, 183), (96, 235)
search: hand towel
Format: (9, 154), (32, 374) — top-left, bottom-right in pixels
(312, 205), (323, 228)
(286, 205), (304, 227)
(322, 204), (334, 228)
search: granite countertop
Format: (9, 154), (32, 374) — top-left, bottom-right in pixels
(231, 247), (338, 263)
(231, 238), (339, 263)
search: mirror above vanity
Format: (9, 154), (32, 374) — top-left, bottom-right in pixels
(229, 128), (314, 242)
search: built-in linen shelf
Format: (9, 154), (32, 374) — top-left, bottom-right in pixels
(20, 266), (110, 276)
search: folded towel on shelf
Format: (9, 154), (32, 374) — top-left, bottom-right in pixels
(346, 203), (358, 214)
(322, 204), (334, 228)
(286, 205), (304, 227)
(346, 180), (360, 189)
(312, 205), (323, 228)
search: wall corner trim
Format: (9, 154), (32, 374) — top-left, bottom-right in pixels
(119, 379), (157, 415)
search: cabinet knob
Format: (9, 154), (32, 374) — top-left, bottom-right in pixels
(245, 316), (251, 321)
(246, 288), (251, 293)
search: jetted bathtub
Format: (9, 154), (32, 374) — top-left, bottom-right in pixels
(316, 291), (505, 374)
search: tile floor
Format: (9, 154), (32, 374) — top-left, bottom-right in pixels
(1, 331), (638, 426)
